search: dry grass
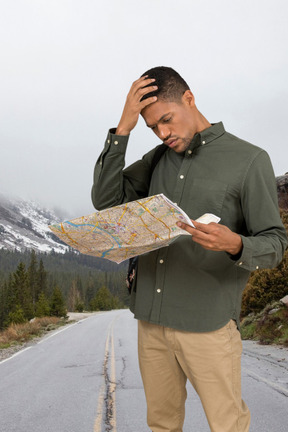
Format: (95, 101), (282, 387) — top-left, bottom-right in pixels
(0, 317), (66, 348)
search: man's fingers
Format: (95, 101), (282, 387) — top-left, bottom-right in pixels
(133, 82), (157, 103)
(193, 220), (218, 232)
(137, 84), (157, 97)
(131, 77), (155, 94)
(133, 75), (149, 84)
(176, 221), (196, 234)
(177, 221), (219, 241)
(140, 96), (158, 109)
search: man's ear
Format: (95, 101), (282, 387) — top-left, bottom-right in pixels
(182, 90), (195, 107)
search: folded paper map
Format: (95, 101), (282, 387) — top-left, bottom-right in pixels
(49, 194), (220, 264)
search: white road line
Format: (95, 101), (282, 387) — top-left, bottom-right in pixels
(38, 320), (81, 344)
(244, 367), (288, 397)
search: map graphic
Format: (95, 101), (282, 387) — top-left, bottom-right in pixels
(49, 194), (220, 264)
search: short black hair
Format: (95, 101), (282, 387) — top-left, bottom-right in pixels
(141, 66), (189, 102)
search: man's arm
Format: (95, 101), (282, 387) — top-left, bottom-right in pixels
(177, 150), (287, 270)
(91, 129), (158, 210)
(91, 76), (158, 210)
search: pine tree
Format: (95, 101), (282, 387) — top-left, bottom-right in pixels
(67, 279), (83, 312)
(28, 250), (39, 311)
(85, 274), (96, 308)
(35, 292), (51, 317)
(2, 275), (13, 327)
(76, 275), (84, 298)
(10, 262), (34, 321)
(90, 286), (115, 311)
(50, 286), (67, 318)
(37, 259), (48, 296)
(0, 281), (9, 329)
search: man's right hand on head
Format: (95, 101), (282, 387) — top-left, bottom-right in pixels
(116, 76), (158, 136)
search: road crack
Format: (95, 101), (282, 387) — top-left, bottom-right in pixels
(94, 319), (118, 432)
(103, 347), (116, 430)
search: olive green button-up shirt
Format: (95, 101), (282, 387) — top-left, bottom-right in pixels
(92, 122), (287, 332)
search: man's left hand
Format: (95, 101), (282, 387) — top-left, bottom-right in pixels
(176, 220), (243, 255)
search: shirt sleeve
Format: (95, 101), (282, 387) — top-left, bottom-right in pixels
(233, 150), (287, 271)
(91, 128), (155, 210)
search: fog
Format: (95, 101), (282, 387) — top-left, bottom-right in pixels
(1, 0), (287, 217)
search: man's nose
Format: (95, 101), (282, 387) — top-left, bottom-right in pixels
(158, 125), (170, 141)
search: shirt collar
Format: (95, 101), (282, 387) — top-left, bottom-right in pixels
(187, 122), (226, 153)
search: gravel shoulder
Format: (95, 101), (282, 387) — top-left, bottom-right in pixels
(243, 340), (288, 366)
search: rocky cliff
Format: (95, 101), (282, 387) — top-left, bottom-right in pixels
(276, 173), (288, 211)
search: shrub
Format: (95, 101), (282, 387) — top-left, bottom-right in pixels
(75, 302), (84, 313)
(241, 210), (288, 317)
(7, 305), (26, 325)
(0, 317), (64, 347)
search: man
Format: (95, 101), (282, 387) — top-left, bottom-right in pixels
(92, 67), (287, 432)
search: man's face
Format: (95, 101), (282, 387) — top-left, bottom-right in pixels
(141, 95), (198, 153)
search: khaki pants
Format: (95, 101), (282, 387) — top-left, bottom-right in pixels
(138, 319), (250, 432)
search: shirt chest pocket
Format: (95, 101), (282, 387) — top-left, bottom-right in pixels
(183, 178), (228, 220)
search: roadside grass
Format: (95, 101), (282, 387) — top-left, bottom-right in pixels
(0, 317), (68, 349)
(241, 302), (288, 347)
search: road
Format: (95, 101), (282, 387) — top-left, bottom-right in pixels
(0, 309), (287, 432)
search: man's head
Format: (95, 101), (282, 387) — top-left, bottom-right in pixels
(140, 66), (210, 153)
(140, 66), (190, 103)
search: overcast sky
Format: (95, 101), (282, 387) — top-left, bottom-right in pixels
(1, 0), (287, 218)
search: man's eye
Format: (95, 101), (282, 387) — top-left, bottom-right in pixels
(163, 117), (171, 123)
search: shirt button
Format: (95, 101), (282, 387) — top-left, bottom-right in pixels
(239, 262), (243, 266)
(202, 140), (206, 145)
(114, 140), (119, 145)
(107, 139), (110, 144)
(188, 150), (192, 155)
(180, 175), (184, 179)
(256, 266), (259, 270)
(99, 161), (102, 165)
(157, 289), (161, 293)
(159, 259), (164, 264)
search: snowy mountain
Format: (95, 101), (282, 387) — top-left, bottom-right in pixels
(0, 194), (69, 254)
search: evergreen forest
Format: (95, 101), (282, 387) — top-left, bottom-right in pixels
(0, 249), (129, 330)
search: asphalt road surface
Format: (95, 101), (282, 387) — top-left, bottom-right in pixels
(0, 309), (287, 432)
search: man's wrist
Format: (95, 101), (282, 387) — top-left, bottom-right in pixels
(226, 234), (243, 256)
(116, 126), (130, 136)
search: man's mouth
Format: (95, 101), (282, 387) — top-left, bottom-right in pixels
(165, 138), (178, 148)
